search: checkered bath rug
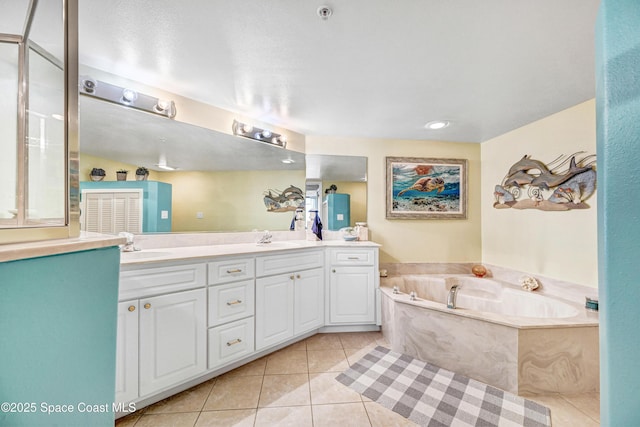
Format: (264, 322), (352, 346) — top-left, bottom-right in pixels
(336, 346), (551, 427)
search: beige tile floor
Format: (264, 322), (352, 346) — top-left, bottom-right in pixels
(116, 332), (600, 426)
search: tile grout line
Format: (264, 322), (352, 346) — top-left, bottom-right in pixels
(557, 394), (600, 425)
(305, 347), (315, 427)
(250, 372), (265, 426)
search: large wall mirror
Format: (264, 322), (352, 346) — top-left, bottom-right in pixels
(305, 154), (368, 231)
(78, 96), (368, 233)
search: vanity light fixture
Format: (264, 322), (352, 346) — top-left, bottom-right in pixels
(232, 119), (287, 148)
(78, 76), (177, 119)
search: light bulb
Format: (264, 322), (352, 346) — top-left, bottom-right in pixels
(156, 99), (170, 111)
(82, 78), (97, 93)
(122, 88), (138, 103)
(262, 130), (272, 138)
(242, 124), (254, 133)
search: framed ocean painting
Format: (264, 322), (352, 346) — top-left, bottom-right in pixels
(386, 157), (467, 219)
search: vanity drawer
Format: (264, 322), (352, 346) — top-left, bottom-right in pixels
(329, 248), (375, 266)
(119, 263), (206, 300)
(208, 257), (255, 285)
(256, 249), (324, 277)
(208, 317), (255, 369)
(208, 280), (255, 327)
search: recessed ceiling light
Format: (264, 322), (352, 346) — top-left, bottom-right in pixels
(281, 158), (295, 164)
(425, 120), (450, 130)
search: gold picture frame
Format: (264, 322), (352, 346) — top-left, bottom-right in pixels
(386, 157), (468, 219)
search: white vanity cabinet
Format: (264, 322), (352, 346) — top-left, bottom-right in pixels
(207, 257), (255, 369)
(114, 242), (380, 415)
(115, 262), (207, 403)
(327, 247), (379, 325)
(255, 250), (324, 351)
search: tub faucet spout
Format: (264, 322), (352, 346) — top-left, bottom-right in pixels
(447, 285), (459, 309)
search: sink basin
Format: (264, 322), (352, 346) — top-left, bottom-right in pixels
(121, 251), (173, 260)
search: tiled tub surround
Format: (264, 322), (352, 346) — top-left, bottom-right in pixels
(380, 266), (599, 395)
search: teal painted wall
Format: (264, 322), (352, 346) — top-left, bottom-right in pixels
(0, 247), (120, 426)
(324, 193), (351, 230)
(596, 1), (640, 425)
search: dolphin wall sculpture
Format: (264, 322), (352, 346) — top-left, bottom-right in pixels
(495, 153), (596, 211)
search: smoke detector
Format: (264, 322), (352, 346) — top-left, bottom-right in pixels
(317, 5), (333, 20)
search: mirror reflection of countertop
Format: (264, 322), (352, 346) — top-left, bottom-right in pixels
(120, 239), (380, 266)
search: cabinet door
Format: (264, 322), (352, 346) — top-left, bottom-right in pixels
(139, 288), (206, 396)
(81, 191), (142, 234)
(255, 274), (294, 351)
(329, 266), (376, 324)
(113, 192), (142, 233)
(115, 300), (139, 404)
(294, 267), (324, 334)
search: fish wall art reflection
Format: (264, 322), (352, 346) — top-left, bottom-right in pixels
(263, 185), (305, 212)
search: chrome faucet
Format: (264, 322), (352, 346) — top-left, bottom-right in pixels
(257, 230), (273, 244)
(118, 232), (138, 252)
(447, 285), (459, 309)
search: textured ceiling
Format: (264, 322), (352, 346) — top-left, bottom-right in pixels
(78, 0), (600, 143)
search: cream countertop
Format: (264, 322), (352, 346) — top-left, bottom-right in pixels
(0, 232), (126, 263)
(120, 240), (380, 266)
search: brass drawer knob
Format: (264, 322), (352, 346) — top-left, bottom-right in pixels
(128, 305), (136, 312)
(144, 303), (151, 309)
